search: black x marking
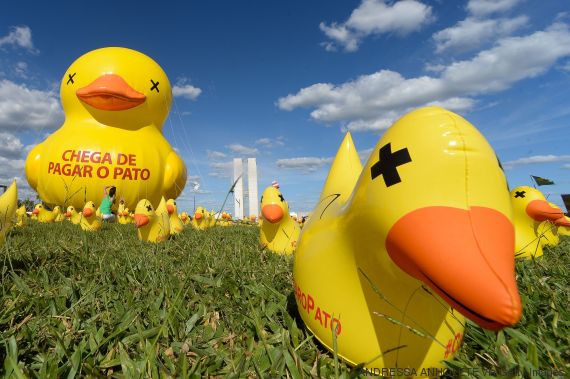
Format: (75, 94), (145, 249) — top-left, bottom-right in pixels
(146, 204), (153, 212)
(150, 79), (160, 92)
(67, 73), (76, 85)
(278, 194), (285, 202)
(370, 143), (412, 187)
(514, 191), (526, 198)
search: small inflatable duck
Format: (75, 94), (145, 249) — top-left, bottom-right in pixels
(166, 199), (184, 235)
(15, 205), (27, 227)
(117, 199), (131, 225)
(259, 185), (300, 254)
(53, 206), (66, 222)
(25, 47), (187, 211)
(32, 204), (57, 223)
(511, 186), (566, 259)
(294, 107), (521, 371)
(0, 181), (18, 246)
(65, 205), (82, 224)
(80, 201), (102, 231)
(179, 211), (191, 225)
(134, 197), (170, 242)
(191, 207), (210, 230)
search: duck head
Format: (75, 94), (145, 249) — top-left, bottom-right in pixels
(194, 207), (206, 222)
(134, 199), (155, 227)
(348, 107), (521, 330)
(511, 186), (565, 224)
(65, 205), (76, 218)
(166, 199), (178, 215)
(261, 186), (289, 224)
(32, 203), (44, 216)
(82, 201), (97, 218)
(61, 47), (172, 130)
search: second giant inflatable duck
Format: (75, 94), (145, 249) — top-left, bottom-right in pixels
(294, 107), (522, 371)
(510, 186), (567, 259)
(25, 47), (187, 211)
(259, 184), (300, 254)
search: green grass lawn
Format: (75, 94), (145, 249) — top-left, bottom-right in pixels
(1, 222), (568, 378)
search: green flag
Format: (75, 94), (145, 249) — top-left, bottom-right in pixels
(531, 175), (554, 186)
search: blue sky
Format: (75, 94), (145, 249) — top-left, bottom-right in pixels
(1, 0), (570, 214)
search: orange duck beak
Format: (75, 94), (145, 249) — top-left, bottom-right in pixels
(262, 204), (283, 223)
(167, 204), (175, 214)
(134, 214), (149, 227)
(83, 208), (93, 217)
(526, 200), (564, 222)
(76, 74), (146, 111)
(386, 206), (522, 331)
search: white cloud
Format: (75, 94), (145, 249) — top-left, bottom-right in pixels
(278, 22), (570, 133)
(172, 84), (202, 100)
(0, 132), (26, 159)
(227, 143), (258, 156)
(320, 0), (434, 52)
(434, 16), (528, 53)
(276, 157), (333, 173)
(0, 26), (37, 53)
(503, 154), (570, 169)
(0, 79), (63, 131)
(207, 150), (227, 160)
(255, 136), (285, 148)
(209, 161), (233, 178)
(467, 0), (520, 17)
(14, 61), (28, 78)
(563, 163), (570, 169)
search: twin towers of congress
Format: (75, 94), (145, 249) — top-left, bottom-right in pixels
(233, 158), (258, 220)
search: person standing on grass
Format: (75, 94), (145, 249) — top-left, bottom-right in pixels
(100, 185), (117, 222)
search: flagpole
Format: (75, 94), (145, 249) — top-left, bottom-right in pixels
(530, 175), (536, 189)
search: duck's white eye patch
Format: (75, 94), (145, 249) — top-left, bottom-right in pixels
(370, 142), (412, 187)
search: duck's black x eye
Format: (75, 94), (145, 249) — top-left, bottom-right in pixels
(278, 194), (285, 202)
(67, 72), (76, 85)
(146, 204), (153, 212)
(150, 79), (159, 92)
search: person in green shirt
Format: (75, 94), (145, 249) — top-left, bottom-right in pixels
(101, 185), (116, 222)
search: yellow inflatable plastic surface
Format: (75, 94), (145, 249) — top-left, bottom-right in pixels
(80, 201), (102, 232)
(166, 199), (184, 235)
(191, 207), (210, 230)
(511, 186), (565, 259)
(294, 107), (521, 373)
(0, 180), (18, 246)
(25, 47), (187, 211)
(259, 185), (300, 255)
(15, 205), (27, 227)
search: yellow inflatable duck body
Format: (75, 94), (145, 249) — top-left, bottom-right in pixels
(32, 204), (57, 223)
(134, 197), (170, 242)
(191, 207), (210, 230)
(294, 107), (522, 372)
(179, 211), (191, 225)
(25, 47), (187, 211)
(65, 205), (82, 224)
(53, 206), (66, 222)
(15, 205), (27, 227)
(166, 199), (184, 235)
(511, 186), (566, 259)
(80, 201), (102, 231)
(117, 200), (131, 224)
(557, 214), (570, 236)
(0, 181), (18, 246)
(259, 186), (300, 254)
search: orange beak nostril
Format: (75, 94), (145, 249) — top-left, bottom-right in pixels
(262, 204), (284, 223)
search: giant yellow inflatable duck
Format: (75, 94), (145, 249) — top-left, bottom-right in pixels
(65, 205), (82, 224)
(134, 197), (170, 242)
(191, 207), (210, 230)
(166, 199), (184, 235)
(294, 107), (522, 372)
(259, 184), (300, 254)
(32, 204), (57, 223)
(511, 186), (566, 259)
(25, 47), (187, 211)
(80, 201), (102, 231)
(0, 181), (18, 246)
(15, 205), (27, 227)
